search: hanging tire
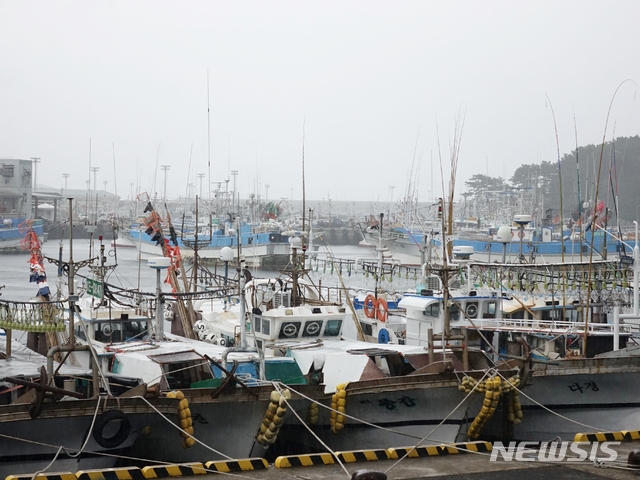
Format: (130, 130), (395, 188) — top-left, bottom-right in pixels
(93, 410), (131, 449)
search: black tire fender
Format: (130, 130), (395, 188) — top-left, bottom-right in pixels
(92, 410), (131, 449)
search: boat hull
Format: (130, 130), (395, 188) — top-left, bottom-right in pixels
(0, 399), (171, 478)
(276, 374), (475, 453)
(481, 356), (640, 442)
(127, 386), (282, 462)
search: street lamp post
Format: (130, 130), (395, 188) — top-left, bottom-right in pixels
(231, 170), (238, 213)
(197, 173), (205, 198)
(161, 165), (170, 204)
(30, 157), (41, 191)
(90, 167), (99, 192)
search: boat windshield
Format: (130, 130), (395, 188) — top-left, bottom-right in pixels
(94, 320), (148, 343)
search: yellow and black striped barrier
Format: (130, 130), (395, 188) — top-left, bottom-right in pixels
(388, 441), (492, 459)
(76, 467), (145, 480)
(574, 430), (640, 442)
(336, 449), (390, 463)
(140, 463), (206, 478)
(204, 458), (269, 472)
(6, 474), (77, 480)
(274, 452), (336, 468)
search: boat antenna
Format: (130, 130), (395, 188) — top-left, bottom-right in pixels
(584, 78), (637, 356)
(546, 94), (565, 263)
(301, 120), (307, 265)
(207, 69), (212, 205)
(573, 110), (583, 262)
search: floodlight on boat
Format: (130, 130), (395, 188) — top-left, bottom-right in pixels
(148, 257), (171, 269)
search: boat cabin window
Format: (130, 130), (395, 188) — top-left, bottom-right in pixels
(253, 316), (271, 335)
(323, 319), (342, 336)
(74, 325), (87, 341)
(278, 321), (301, 339)
(162, 361), (211, 390)
(302, 320), (323, 337)
(360, 321), (373, 336)
(484, 301), (497, 318)
(423, 303), (440, 317)
(448, 304), (460, 322)
(261, 318), (270, 335)
(94, 321), (148, 343)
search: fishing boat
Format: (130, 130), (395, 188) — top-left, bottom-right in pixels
(124, 197), (294, 267)
(192, 240), (521, 453)
(0, 299), (179, 478)
(395, 245), (640, 442)
(42, 223), (319, 463)
(363, 214), (625, 266)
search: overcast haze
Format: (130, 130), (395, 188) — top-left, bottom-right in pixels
(1, 1), (639, 204)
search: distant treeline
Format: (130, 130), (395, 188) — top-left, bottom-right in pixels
(463, 135), (640, 224)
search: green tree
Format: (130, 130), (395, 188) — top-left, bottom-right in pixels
(463, 174), (507, 196)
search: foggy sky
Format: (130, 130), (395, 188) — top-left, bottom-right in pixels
(1, 1), (639, 204)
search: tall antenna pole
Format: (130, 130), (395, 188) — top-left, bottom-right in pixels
(112, 142), (118, 198)
(546, 95), (564, 263)
(207, 69), (211, 205)
(574, 112), (582, 262)
(301, 120), (306, 265)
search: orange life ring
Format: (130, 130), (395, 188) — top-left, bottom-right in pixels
(363, 294), (377, 319)
(376, 298), (388, 322)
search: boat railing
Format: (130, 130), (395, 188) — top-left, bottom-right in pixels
(469, 316), (640, 335)
(0, 299), (66, 332)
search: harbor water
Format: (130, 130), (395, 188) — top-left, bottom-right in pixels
(0, 239), (419, 303)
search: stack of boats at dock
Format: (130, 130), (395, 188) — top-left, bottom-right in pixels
(361, 213), (628, 266)
(121, 200), (300, 268)
(3, 205), (640, 477)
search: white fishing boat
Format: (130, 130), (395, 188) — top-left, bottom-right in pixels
(396, 242), (640, 442)
(192, 243), (520, 453)
(0, 310), (180, 478)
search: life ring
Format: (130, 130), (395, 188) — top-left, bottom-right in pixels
(376, 298), (388, 322)
(363, 294), (377, 319)
(92, 410), (131, 449)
